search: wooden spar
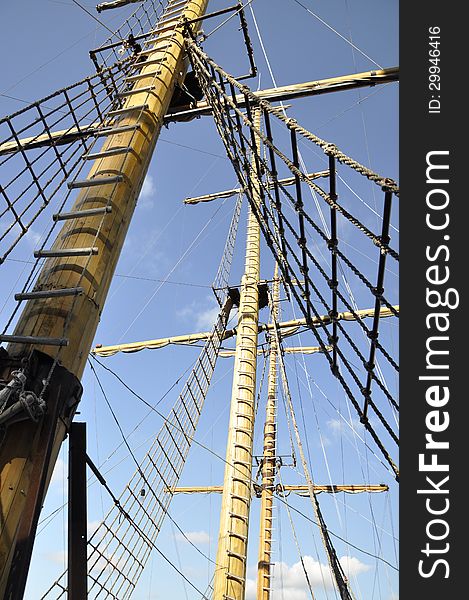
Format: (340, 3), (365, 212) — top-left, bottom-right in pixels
(0, 1), (209, 595)
(166, 66), (399, 120)
(96, 0), (144, 12)
(219, 345), (332, 357)
(257, 265), (280, 600)
(169, 484), (389, 494)
(184, 171), (329, 205)
(0, 68), (398, 156)
(212, 109), (262, 600)
(91, 305), (399, 356)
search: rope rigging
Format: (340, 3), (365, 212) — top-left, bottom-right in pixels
(88, 358), (220, 567)
(0, 0), (201, 446)
(0, 3), (399, 598)
(43, 440), (212, 600)
(185, 34), (399, 478)
(39, 145), (243, 596)
(272, 306), (354, 600)
(42, 295), (233, 598)
(82, 348), (400, 573)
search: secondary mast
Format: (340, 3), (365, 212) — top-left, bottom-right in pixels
(212, 108), (262, 599)
(256, 264), (280, 600)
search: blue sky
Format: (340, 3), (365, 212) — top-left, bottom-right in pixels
(0, 1), (398, 598)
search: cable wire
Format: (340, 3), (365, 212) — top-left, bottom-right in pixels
(71, 0), (125, 39)
(88, 358), (220, 567)
(93, 357), (398, 571)
(290, 0), (383, 69)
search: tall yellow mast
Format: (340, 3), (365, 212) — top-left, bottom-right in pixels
(212, 109), (262, 599)
(0, 1), (208, 594)
(256, 264), (280, 600)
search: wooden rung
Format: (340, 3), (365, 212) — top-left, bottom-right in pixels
(227, 550), (247, 561)
(0, 334), (69, 346)
(226, 572), (245, 584)
(132, 43), (172, 63)
(68, 175), (123, 189)
(229, 512), (248, 523)
(126, 69), (164, 82)
(144, 62), (171, 74)
(107, 104), (149, 116)
(138, 30), (179, 51)
(167, 0), (187, 8)
(137, 46), (169, 56)
(162, 10), (183, 22)
(234, 427), (253, 436)
(231, 494), (250, 503)
(84, 147), (131, 160)
(52, 206), (112, 221)
(53, 206), (112, 221)
(143, 32), (177, 45)
(228, 531), (247, 542)
(164, 4), (185, 16)
(134, 56), (170, 68)
(118, 86), (156, 98)
(34, 247), (99, 258)
(93, 124), (141, 137)
(15, 287), (84, 301)
(154, 17), (180, 29)
(232, 459), (251, 467)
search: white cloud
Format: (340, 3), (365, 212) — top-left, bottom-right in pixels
(176, 297), (220, 331)
(245, 555), (370, 599)
(176, 530), (211, 545)
(50, 457), (66, 488)
(45, 550), (67, 565)
(139, 174), (156, 209)
(245, 578), (257, 599)
(25, 227), (42, 246)
(327, 417), (363, 437)
(339, 555), (371, 577)
(195, 305), (220, 330)
(87, 520), (102, 537)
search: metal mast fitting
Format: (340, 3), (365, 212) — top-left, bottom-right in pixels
(213, 109), (263, 600)
(0, 1), (209, 596)
(257, 265), (280, 600)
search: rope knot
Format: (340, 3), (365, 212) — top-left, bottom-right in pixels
(323, 143), (338, 156)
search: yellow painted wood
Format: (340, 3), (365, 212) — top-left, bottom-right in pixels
(0, 67), (399, 156)
(0, 1), (208, 592)
(91, 305), (399, 356)
(212, 109), (262, 600)
(184, 171), (329, 204)
(9, 0), (208, 378)
(257, 265), (280, 600)
(169, 484), (389, 494)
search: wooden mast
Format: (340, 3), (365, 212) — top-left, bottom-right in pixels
(212, 108), (262, 599)
(0, 1), (208, 595)
(256, 264), (280, 600)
